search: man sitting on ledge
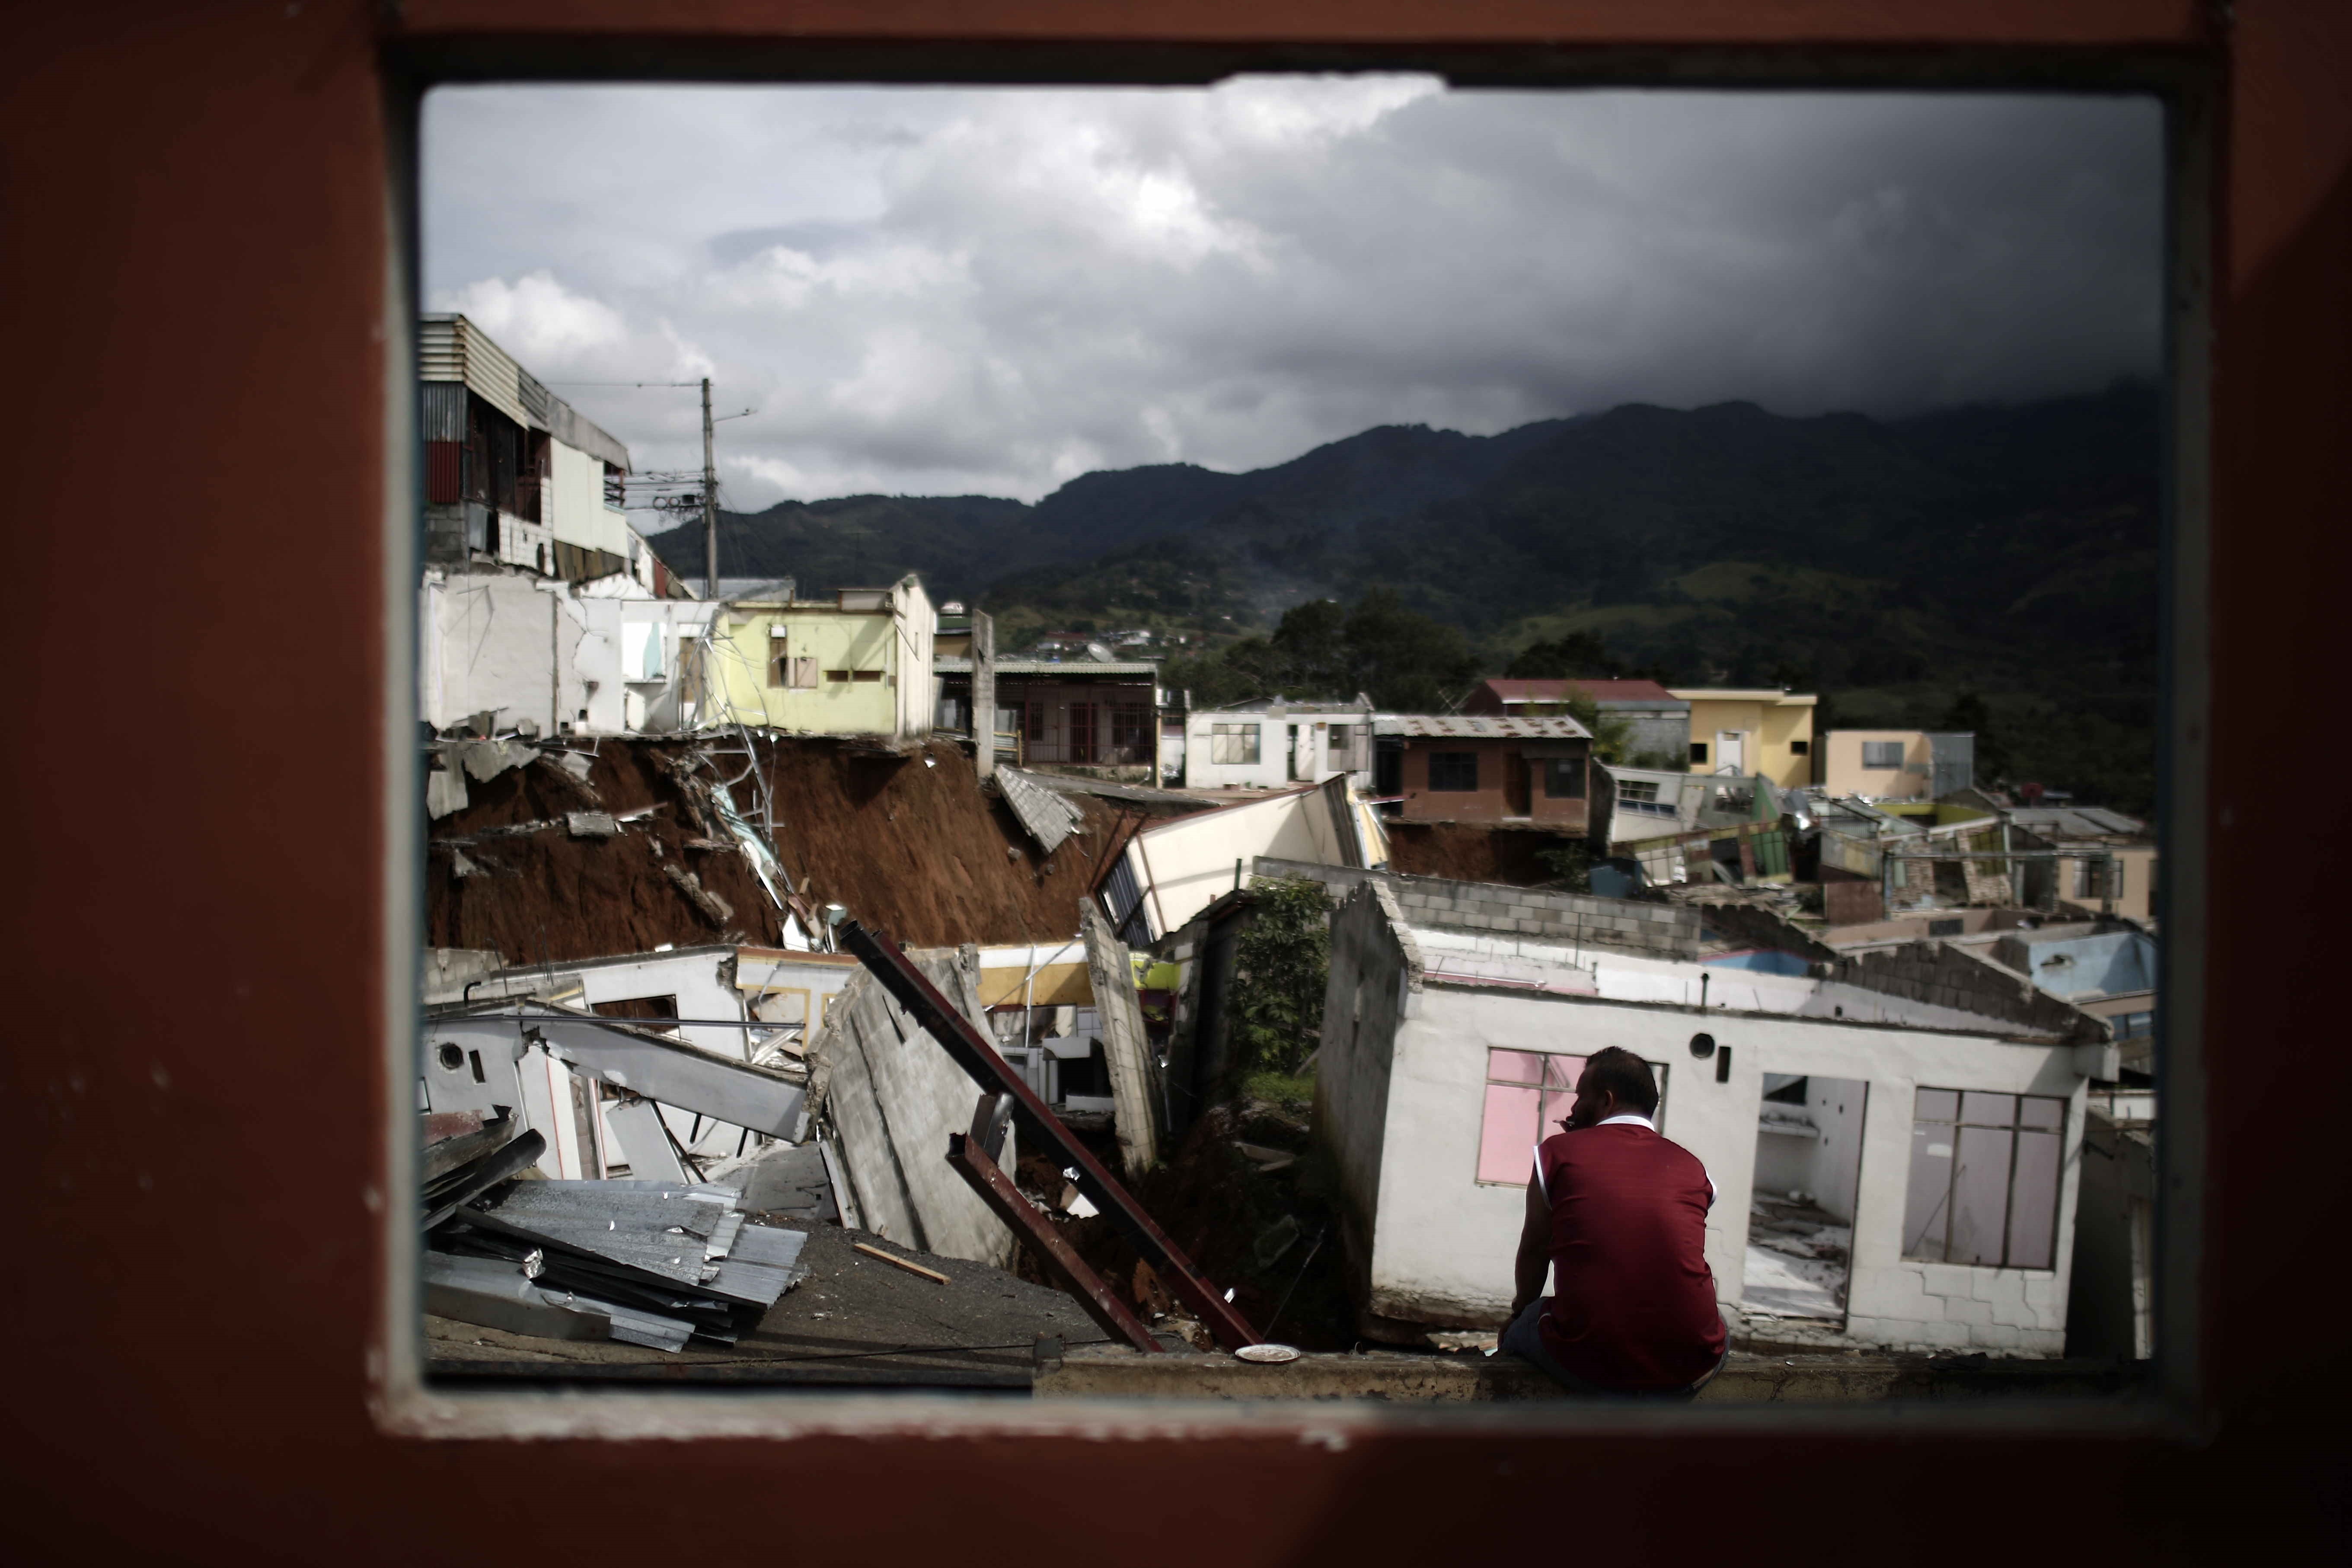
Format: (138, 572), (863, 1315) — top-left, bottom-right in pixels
(1502, 1046), (1728, 1399)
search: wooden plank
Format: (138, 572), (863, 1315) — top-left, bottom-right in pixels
(853, 1241), (952, 1285)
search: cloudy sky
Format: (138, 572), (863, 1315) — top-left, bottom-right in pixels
(422, 81), (2162, 513)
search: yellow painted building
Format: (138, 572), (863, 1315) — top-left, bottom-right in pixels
(1669, 688), (1817, 788)
(1820, 729), (1935, 799)
(702, 575), (935, 741)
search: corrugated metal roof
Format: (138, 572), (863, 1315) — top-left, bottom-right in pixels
(934, 658), (1159, 677)
(421, 314), (526, 428)
(1377, 714), (1592, 739)
(2010, 806), (2148, 839)
(418, 314), (631, 470)
(996, 766), (1085, 855)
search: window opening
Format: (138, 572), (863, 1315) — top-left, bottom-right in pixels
(1209, 722), (1260, 765)
(1428, 750), (1479, 792)
(1904, 1089), (2067, 1270)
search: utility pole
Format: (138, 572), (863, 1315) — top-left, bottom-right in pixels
(700, 376), (717, 599)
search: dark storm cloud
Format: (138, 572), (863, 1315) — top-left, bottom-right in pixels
(423, 82), (2161, 507)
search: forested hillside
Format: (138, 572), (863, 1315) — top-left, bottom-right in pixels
(647, 384), (2160, 808)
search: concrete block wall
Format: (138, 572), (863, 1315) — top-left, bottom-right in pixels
(1831, 939), (2094, 1041)
(1739, 1260), (2067, 1355)
(1255, 856), (1698, 961)
(1839, 1261), (2068, 1355)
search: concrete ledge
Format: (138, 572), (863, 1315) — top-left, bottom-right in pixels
(1035, 1348), (2145, 1402)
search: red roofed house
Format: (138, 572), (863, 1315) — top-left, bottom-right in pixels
(1464, 678), (1690, 766)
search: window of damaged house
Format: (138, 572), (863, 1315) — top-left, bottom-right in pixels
(1210, 722), (1260, 765)
(1428, 750), (1479, 791)
(1542, 754), (1587, 798)
(1480, 1050), (1670, 1184)
(1862, 740), (1906, 769)
(1903, 1091), (2067, 1270)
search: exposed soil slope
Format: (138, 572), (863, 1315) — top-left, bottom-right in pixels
(426, 737), (1142, 964)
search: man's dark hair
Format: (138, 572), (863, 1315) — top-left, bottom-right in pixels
(1579, 1047), (1659, 1116)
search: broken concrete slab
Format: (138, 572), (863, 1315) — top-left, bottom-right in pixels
(459, 739), (513, 782)
(1082, 900), (1160, 1177)
(426, 767), (470, 819)
(804, 952), (1019, 1271)
(663, 863), (734, 926)
(997, 766), (1085, 856)
(567, 811), (620, 839)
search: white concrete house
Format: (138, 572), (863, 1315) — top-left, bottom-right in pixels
(1098, 777), (1379, 944)
(1316, 881), (2111, 1356)
(1183, 698), (1375, 791)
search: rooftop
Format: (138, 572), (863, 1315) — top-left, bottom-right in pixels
(1399, 920), (2066, 1040)
(1377, 714), (1592, 740)
(1669, 687), (1819, 706)
(935, 657), (1160, 677)
(2007, 806), (2148, 839)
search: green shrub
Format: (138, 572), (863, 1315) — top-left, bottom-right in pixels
(1231, 878), (1334, 1077)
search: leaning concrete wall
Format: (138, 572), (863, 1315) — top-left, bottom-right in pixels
(805, 949), (1016, 1269)
(1313, 884), (1415, 1321)
(1257, 856), (1699, 961)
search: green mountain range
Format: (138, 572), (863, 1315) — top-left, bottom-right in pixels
(648, 385), (2160, 808)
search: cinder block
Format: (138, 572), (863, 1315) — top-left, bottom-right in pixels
(1943, 1297), (1995, 1327)
(1975, 1270), (2027, 1308)
(1967, 1322), (2026, 1351)
(2021, 1275), (2059, 1310)
(1919, 1264), (1972, 1299)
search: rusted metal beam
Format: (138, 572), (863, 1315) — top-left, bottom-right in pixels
(842, 921), (1261, 1351)
(945, 1103), (1160, 1354)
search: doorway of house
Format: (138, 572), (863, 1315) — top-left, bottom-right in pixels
(1716, 729), (1746, 773)
(1743, 1074), (1868, 1325)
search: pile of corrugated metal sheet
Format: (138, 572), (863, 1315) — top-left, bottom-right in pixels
(422, 1115), (809, 1351)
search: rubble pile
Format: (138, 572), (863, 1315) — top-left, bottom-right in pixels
(421, 1107), (811, 1351)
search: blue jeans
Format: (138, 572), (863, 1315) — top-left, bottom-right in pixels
(1500, 1298), (1728, 1401)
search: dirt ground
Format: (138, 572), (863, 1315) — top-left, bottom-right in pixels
(426, 736), (1158, 963)
(1385, 821), (1577, 887)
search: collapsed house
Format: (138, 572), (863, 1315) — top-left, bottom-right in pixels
(1097, 774), (1379, 945)
(1315, 880), (2115, 1356)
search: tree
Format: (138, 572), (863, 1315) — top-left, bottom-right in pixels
(1505, 631), (1613, 680)
(1563, 691), (1634, 765)
(1939, 691), (2010, 785)
(1230, 878), (1334, 1077)
(1267, 598), (1349, 696)
(1342, 588), (1478, 712)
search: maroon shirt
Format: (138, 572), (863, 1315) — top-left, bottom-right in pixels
(1535, 1120), (1726, 1391)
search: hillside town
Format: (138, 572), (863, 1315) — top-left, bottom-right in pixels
(419, 314), (2155, 1397)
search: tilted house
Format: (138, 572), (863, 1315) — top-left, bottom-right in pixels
(1316, 881), (2113, 1356)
